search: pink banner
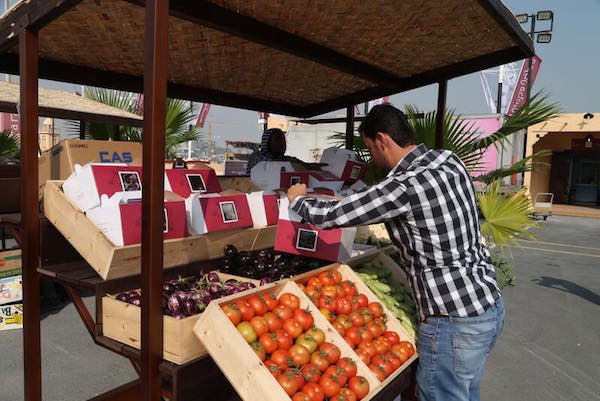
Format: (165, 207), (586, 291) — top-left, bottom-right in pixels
(507, 56), (542, 116)
(0, 113), (20, 134)
(196, 103), (211, 128)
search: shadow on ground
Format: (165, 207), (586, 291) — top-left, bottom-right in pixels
(532, 276), (600, 306)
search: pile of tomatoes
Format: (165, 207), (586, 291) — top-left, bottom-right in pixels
(299, 271), (415, 382)
(223, 292), (371, 401)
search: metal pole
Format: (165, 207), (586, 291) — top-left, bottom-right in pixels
(345, 105), (355, 150)
(141, 0), (168, 400)
(20, 27), (41, 401)
(79, 120), (85, 139)
(435, 80), (447, 149)
(496, 64), (503, 114)
(113, 124), (120, 141)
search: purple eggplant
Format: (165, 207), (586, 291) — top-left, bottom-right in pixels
(202, 295), (214, 305)
(225, 279), (239, 285)
(130, 297), (141, 307)
(183, 299), (196, 316)
(208, 271), (220, 283)
(259, 278), (272, 286)
(116, 293), (129, 302)
(168, 294), (181, 315)
(209, 283), (221, 294)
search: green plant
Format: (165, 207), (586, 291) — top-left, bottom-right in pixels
(68, 87), (202, 159)
(0, 129), (19, 161)
(489, 249), (516, 289)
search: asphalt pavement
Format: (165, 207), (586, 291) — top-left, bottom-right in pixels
(0, 215), (598, 400)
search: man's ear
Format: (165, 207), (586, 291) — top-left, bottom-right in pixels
(376, 132), (389, 149)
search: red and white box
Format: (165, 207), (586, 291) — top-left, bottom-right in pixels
(307, 170), (345, 192)
(320, 147), (367, 184)
(186, 191), (254, 235)
(280, 171), (311, 188)
(63, 163), (143, 212)
(164, 167), (222, 198)
(275, 197), (356, 262)
(86, 192), (188, 247)
(246, 190), (283, 228)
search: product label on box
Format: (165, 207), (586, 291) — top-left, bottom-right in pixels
(0, 275), (22, 306)
(92, 165), (144, 196)
(199, 195), (253, 232)
(0, 250), (21, 278)
(0, 303), (23, 331)
(119, 201), (188, 246)
(341, 161), (367, 183)
(280, 171), (311, 189)
(165, 169), (221, 198)
(275, 220), (344, 262)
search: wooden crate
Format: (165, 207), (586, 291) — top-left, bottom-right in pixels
(102, 272), (257, 365)
(294, 262), (418, 394)
(193, 280), (382, 401)
(346, 249), (412, 293)
(43, 181), (276, 280)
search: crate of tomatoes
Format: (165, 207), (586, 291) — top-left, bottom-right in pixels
(194, 280), (381, 401)
(294, 263), (417, 388)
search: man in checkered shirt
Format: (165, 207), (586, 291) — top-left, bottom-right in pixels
(288, 104), (504, 401)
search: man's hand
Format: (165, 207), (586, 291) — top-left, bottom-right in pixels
(288, 183), (307, 203)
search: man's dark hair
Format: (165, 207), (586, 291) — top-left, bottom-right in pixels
(358, 104), (416, 147)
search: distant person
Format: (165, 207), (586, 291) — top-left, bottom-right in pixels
(246, 128), (292, 174)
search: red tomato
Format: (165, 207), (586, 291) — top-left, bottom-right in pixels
(366, 321), (383, 339)
(247, 295), (267, 316)
(319, 342), (341, 364)
(358, 308), (373, 324)
(264, 359), (282, 376)
(332, 320), (346, 336)
(284, 318), (303, 339)
(398, 341), (416, 358)
(318, 271), (336, 286)
(367, 302), (384, 319)
(349, 311), (365, 327)
(344, 326), (360, 348)
(222, 304), (241, 325)
(301, 364), (321, 383)
(374, 318), (387, 333)
(319, 373), (341, 398)
(250, 341), (266, 361)
(306, 277), (322, 288)
(294, 308), (314, 331)
(324, 365), (348, 386)
(259, 333), (278, 353)
(369, 363), (386, 381)
(302, 382), (325, 401)
(318, 296), (337, 313)
(322, 285), (338, 298)
(336, 297), (352, 315)
(289, 344), (311, 366)
(336, 357), (357, 378)
(385, 351), (401, 371)
(261, 293), (278, 311)
(334, 388), (357, 401)
(286, 367), (306, 389)
(357, 326), (373, 344)
(271, 349), (292, 370)
(274, 329), (293, 351)
(356, 348), (371, 365)
(357, 341), (376, 358)
(341, 280), (357, 297)
(383, 331), (400, 346)
(274, 304), (293, 320)
(348, 376), (370, 400)
(279, 293), (300, 310)
(278, 371), (299, 396)
(349, 296), (361, 312)
(372, 339), (388, 355)
(235, 300), (255, 321)
(263, 312), (283, 332)
(331, 271), (342, 284)
(292, 392), (311, 401)
(356, 294), (369, 308)
(310, 351), (330, 372)
(319, 307), (333, 322)
(305, 286), (321, 303)
(305, 327), (325, 345)
(249, 316), (268, 336)
(379, 337), (392, 352)
(296, 334), (318, 354)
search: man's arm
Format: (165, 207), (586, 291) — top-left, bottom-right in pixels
(289, 177), (411, 229)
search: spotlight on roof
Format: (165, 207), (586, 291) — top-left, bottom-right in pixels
(537, 33), (552, 43)
(516, 14), (528, 24)
(536, 10), (554, 21)
(583, 113), (594, 120)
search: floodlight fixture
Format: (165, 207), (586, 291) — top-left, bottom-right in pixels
(536, 10), (554, 21)
(516, 14), (528, 24)
(536, 33), (552, 43)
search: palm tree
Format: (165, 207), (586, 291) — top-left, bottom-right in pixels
(0, 129), (19, 163)
(68, 87), (202, 159)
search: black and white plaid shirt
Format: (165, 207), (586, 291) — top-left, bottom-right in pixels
(290, 144), (500, 320)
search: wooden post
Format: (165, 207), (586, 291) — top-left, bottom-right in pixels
(20, 27), (42, 401)
(345, 105), (354, 150)
(113, 124), (121, 141)
(435, 80), (447, 149)
(79, 120), (85, 139)
(141, 0), (168, 400)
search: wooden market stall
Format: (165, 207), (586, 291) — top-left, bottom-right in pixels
(0, 1), (534, 400)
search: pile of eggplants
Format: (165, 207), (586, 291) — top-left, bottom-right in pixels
(114, 271), (256, 319)
(221, 244), (327, 285)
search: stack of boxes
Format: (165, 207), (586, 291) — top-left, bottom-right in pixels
(0, 250), (23, 331)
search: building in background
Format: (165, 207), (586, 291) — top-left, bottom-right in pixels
(525, 113), (600, 206)
(39, 118), (60, 152)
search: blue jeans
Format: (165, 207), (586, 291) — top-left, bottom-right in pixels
(416, 297), (504, 401)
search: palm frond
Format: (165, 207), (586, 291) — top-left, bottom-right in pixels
(474, 150), (551, 185)
(0, 129), (19, 160)
(478, 180), (535, 250)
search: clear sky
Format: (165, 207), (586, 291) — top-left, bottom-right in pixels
(38, 1), (598, 146)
